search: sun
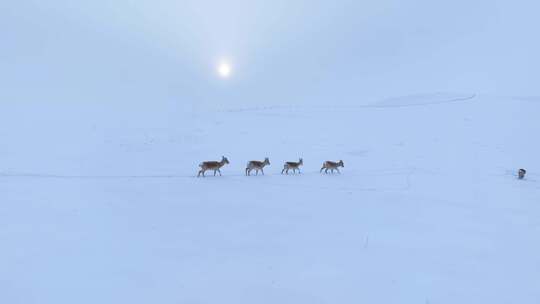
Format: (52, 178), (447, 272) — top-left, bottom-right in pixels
(217, 62), (232, 78)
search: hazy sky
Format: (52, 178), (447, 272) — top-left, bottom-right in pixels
(2, 0), (539, 108)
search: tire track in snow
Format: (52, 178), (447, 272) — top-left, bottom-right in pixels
(0, 172), (195, 180)
(0, 168), (417, 193)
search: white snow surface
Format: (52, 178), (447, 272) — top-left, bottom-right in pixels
(1, 93), (539, 303)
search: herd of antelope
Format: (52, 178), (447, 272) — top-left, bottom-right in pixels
(197, 157), (528, 180)
(197, 156), (345, 177)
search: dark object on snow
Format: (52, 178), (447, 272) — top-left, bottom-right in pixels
(518, 169), (526, 179)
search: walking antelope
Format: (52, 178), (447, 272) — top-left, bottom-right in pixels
(281, 158), (303, 174)
(246, 158), (270, 176)
(320, 160), (344, 174)
(518, 168), (526, 179)
(197, 156), (229, 177)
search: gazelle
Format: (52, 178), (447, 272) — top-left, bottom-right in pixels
(281, 158), (303, 174)
(518, 168), (526, 179)
(320, 160), (344, 174)
(197, 156), (229, 177)
(246, 158), (270, 176)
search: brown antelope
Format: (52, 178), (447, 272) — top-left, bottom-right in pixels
(246, 158), (270, 176)
(518, 168), (526, 179)
(320, 160), (344, 174)
(197, 156), (229, 177)
(281, 158), (303, 174)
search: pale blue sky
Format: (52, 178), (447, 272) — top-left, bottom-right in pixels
(2, 0), (539, 107)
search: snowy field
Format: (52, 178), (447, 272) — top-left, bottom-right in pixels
(1, 93), (539, 303)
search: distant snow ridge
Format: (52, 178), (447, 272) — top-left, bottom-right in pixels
(217, 92), (476, 113)
(373, 92), (476, 108)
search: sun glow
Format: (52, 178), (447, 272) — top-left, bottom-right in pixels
(217, 62), (232, 78)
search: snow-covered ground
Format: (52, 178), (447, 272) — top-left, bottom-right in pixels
(1, 93), (538, 303)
